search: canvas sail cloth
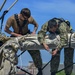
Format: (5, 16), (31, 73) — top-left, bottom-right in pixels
(0, 33), (75, 52)
(18, 33), (75, 50)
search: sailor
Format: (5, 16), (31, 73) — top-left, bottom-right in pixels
(38, 18), (74, 75)
(4, 8), (42, 75)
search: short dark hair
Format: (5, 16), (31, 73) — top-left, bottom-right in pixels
(20, 8), (31, 18)
(48, 19), (57, 28)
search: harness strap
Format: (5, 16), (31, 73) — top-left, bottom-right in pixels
(14, 14), (27, 35)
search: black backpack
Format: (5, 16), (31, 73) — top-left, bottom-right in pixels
(49, 17), (72, 34)
(52, 17), (71, 27)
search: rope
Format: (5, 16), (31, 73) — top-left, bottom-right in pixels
(7, 0), (18, 11)
(42, 55), (56, 70)
(0, 0), (7, 11)
(0, 0), (19, 33)
(56, 63), (75, 73)
(41, 51), (60, 71)
(17, 66), (33, 75)
(17, 50), (26, 57)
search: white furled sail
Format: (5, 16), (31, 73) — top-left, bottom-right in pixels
(0, 33), (75, 51)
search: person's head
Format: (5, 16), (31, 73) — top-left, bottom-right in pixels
(48, 19), (58, 32)
(20, 8), (31, 20)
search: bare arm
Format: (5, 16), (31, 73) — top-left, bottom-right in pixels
(29, 16), (38, 34)
(4, 26), (22, 37)
(4, 16), (22, 37)
(38, 22), (51, 52)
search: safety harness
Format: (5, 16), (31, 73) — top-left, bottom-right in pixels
(52, 17), (72, 31)
(14, 14), (27, 35)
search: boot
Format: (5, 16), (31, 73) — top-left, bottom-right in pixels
(37, 68), (42, 75)
(51, 72), (56, 75)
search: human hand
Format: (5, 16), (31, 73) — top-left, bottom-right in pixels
(16, 34), (22, 37)
(52, 49), (58, 56)
(31, 31), (36, 34)
(43, 43), (50, 51)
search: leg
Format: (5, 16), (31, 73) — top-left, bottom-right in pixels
(28, 50), (42, 75)
(0, 50), (3, 69)
(50, 50), (60, 75)
(64, 47), (74, 75)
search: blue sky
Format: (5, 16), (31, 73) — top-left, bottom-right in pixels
(0, 0), (75, 66)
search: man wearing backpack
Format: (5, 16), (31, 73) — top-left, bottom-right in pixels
(4, 8), (42, 75)
(38, 18), (74, 75)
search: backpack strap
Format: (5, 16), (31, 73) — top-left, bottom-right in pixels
(14, 14), (27, 35)
(52, 17), (65, 26)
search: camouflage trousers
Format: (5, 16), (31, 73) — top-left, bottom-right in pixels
(50, 47), (74, 75)
(28, 50), (42, 68)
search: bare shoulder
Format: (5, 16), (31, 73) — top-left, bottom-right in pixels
(28, 16), (35, 23)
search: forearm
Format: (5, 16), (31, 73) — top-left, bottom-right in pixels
(57, 23), (68, 51)
(57, 34), (68, 51)
(11, 32), (22, 37)
(32, 18), (38, 33)
(5, 29), (21, 37)
(38, 22), (48, 43)
(38, 31), (46, 44)
(4, 28), (12, 34)
(33, 26), (38, 33)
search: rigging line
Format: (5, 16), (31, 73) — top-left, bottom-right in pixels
(0, 0), (7, 11)
(42, 32), (74, 70)
(0, 10), (8, 33)
(42, 54), (58, 70)
(17, 50), (26, 57)
(0, 0), (19, 33)
(7, 0), (18, 11)
(4, 57), (33, 75)
(42, 51), (75, 73)
(17, 66), (33, 75)
(56, 63), (75, 73)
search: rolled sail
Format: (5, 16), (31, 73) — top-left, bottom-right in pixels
(0, 33), (75, 51)
(18, 33), (75, 50)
